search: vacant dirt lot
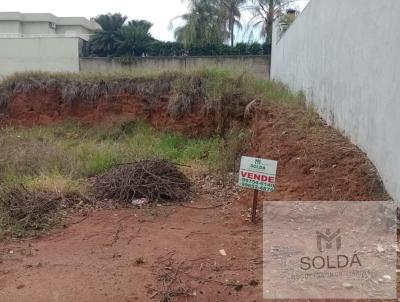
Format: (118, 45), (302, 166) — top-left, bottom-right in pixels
(0, 72), (392, 301)
(0, 173), (266, 302)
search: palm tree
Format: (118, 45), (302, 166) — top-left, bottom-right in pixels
(171, 0), (226, 46)
(90, 13), (127, 57)
(220, 0), (246, 47)
(247, 0), (295, 44)
(117, 20), (154, 57)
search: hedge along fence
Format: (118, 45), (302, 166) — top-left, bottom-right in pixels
(88, 41), (272, 58)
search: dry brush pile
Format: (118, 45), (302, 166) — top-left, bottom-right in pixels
(92, 160), (192, 203)
(0, 185), (83, 237)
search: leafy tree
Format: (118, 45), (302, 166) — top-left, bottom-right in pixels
(247, 0), (295, 44)
(220, 0), (246, 47)
(89, 13), (127, 57)
(172, 0), (227, 46)
(117, 20), (154, 57)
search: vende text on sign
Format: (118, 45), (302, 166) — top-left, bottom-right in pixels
(239, 156), (277, 192)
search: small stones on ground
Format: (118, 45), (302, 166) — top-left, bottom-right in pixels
(219, 249), (227, 256)
(342, 282), (353, 289)
(131, 198), (149, 206)
(376, 244), (385, 253)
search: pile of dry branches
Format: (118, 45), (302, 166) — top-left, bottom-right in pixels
(93, 160), (191, 203)
(0, 185), (62, 235)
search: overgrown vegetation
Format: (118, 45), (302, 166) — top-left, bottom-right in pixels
(0, 120), (228, 237)
(0, 69), (308, 238)
(211, 123), (250, 184)
(0, 69), (304, 115)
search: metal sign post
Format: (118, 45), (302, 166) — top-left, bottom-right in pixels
(238, 156), (278, 223)
(251, 189), (259, 223)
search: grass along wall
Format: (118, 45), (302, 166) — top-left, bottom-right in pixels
(80, 56), (270, 79)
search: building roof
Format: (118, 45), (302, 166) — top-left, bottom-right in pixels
(0, 12), (101, 31)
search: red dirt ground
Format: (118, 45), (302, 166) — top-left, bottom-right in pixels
(0, 91), (391, 301)
(0, 176), (264, 302)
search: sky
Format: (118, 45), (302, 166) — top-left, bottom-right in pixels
(0, 0), (309, 41)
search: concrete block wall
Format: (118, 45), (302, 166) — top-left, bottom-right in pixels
(80, 55), (270, 79)
(271, 0), (400, 200)
(0, 37), (81, 78)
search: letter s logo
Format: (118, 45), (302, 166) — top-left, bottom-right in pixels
(300, 257), (311, 270)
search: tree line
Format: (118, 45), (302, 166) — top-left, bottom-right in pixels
(88, 0), (298, 57)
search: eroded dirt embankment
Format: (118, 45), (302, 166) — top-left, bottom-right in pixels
(0, 87), (389, 202)
(0, 73), (249, 137)
(0, 80), (391, 302)
(1, 89), (227, 137)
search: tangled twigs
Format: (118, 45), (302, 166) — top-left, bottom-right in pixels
(93, 160), (192, 203)
(149, 257), (194, 302)
(0, 184), (92, 237)
(0, 185), (61, 234)
(146, 285), (194, 302)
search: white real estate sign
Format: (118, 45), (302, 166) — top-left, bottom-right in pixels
(239, 156), (278, 192)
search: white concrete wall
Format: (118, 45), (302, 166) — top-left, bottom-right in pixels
(0, 37), (80, 78)
(0, 21), (21, 34)
(56, 25), (92, 36)
(271, 0), (400, 200)
(22, 22), (55, 35)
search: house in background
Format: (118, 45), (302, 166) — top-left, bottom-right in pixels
(0, 12), (101, 78)
(0, 12), (100, 40)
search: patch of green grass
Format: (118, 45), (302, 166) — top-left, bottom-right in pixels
(0, 120), (221, 192)
(207, 123), (250, 183)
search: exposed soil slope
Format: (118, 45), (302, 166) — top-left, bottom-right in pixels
(2, 90), (387, 200)
(0, 73), (250, 136)
(2, 89), (221, 137)
(0, 88), (389, 202)
(0, 80), (391, 302)
(245, 104), (388, 201)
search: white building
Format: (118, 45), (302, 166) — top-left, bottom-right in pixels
(0, 12), (101, 78)
(0, 12), (101, 40)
